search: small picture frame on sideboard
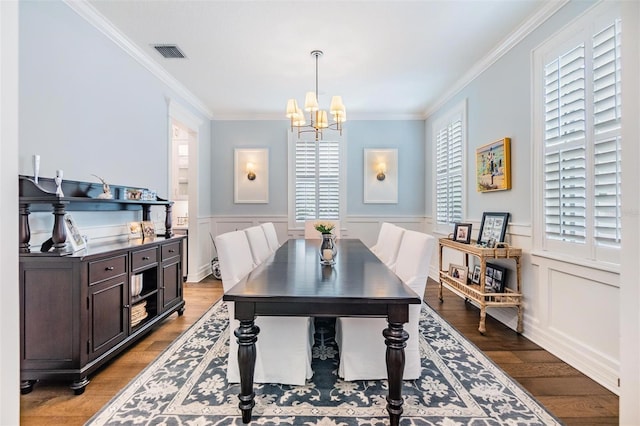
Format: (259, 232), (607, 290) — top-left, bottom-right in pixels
(141, 221), (156, 240)
(471, 264), (481, 284)
(64, 213), (86, 252)
(453, 223), (472, 244)
(448, 264), (468, 283)
(484, 262), (507, 293)
(477, 212), (510, 246)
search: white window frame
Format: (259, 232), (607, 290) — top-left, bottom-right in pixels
(288, 131), (346, 230)
(432, 99), (467, 234)
(532, 2), (622, 265)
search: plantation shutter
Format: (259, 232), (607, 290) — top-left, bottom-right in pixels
(317, 141), (340, 220)
(436, 118), (463, 225)
(295, 139), (317, 221)
(544, 44), (587, 243)
(592, 20), (622, 248)
(294, 139), (340, 222)
(543, 18), (621, 249)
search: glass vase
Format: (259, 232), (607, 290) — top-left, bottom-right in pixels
(319, 233), (337, 265)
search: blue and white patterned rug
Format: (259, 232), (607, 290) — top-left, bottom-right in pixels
(87, 300), (561, 425)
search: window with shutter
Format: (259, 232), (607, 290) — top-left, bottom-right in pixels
(535, 5), (621, 263)
(289, 135), (342, 227)
(434, 101), (466, 229)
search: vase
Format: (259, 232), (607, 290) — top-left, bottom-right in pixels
(319, 233), (337, 265)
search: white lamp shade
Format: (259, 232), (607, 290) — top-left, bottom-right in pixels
(293, 110), (306, 126)
(304, 92), (319, 112)
(317, 110), (328, 128)
(330, 96), (345, 114)
(286, 99), (299, 118)
(334, 106), (347, 123)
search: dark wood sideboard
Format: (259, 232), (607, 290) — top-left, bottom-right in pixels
(18, 176), (186, 394)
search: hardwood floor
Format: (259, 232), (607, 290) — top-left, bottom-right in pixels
(424, 279), (619, 425)
(20, 277), (618, 425)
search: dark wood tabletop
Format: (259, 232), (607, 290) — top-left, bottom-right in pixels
(224, 238), (421, 308)
(223, 238), (421, 426)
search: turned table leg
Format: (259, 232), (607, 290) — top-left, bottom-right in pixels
(384, 321), (408, 426)
(235, 319), (259, 424)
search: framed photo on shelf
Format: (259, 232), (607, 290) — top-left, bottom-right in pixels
(448, 264), (468, 283)
(475, 137), (511, 192)
(471, 264), (481, 284)
(484, 262), (507, 293)
(477, 212), (510, 246)
(453, 223), (472, 244)
(125, 188), (143, 200)
(141, 221), (156, 240)
(128, 221), (142, 239)
(63, 213), (86, 252)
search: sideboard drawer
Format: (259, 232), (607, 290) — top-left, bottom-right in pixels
(89, 255), (127, 285)
(131, 248), (158, 272)
(161, 242), (181, 262)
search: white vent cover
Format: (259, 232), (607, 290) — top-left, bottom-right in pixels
(153, 44), (186, 59)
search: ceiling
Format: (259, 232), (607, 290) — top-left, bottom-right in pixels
(87, 0), (551, 120)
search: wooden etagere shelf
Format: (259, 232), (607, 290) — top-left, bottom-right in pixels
(438, 237), (523, 334)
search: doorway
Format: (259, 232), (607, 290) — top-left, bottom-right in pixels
(168, 100), (201, 283)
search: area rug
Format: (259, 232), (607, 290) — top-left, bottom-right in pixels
(87, 300), (561, 425)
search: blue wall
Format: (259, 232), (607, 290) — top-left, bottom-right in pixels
(211, 119), (425, 217)
(19, 0), (212, 216)
(346, 120), (425, 216)
(425, 0), (595, 226)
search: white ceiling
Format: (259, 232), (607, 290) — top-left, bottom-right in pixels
(87, 0), (552, 120)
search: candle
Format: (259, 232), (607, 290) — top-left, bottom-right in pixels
(33, 155), (40, 183)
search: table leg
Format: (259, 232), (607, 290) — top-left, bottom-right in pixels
(235, 319), (259, 424)
(383, 321), (409, 426)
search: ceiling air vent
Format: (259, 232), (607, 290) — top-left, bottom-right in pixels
(153, 44), (186, 59)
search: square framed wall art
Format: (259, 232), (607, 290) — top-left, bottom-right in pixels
(476, 137), (511, 192)
(234, 148), (269, 203)
(363, 148), (398, 204)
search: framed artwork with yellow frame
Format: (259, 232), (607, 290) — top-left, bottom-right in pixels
(476, 137), (511, 192)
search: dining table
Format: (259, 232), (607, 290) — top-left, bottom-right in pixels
(222, 238), (422, 426)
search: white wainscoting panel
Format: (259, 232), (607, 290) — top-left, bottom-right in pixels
(527, 252), (620, 393)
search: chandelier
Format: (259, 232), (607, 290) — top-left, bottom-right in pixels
(286, 50), (346, 141)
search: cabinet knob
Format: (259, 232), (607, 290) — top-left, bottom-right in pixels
(168, 249), (175, 253)
(123, 304), (130, 309)
(105, 266), (114, 271)
(142, 256), (150, 260)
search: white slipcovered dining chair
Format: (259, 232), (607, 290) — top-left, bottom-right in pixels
(336, 230), (436, 381)
(304, 220), (341, 239)
(244, 225), (272, 265)
(215, 230), (314, 386)
(370, 222), (405, 268)
(260, 222), (280, 252)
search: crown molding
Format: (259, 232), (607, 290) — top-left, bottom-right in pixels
(212, 112), (425, 121)
(63, 0), (214, 120)
(423, 0), (569, 119)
